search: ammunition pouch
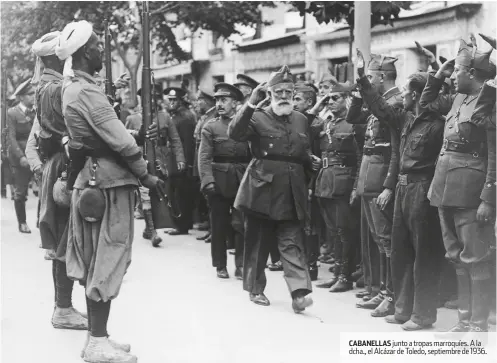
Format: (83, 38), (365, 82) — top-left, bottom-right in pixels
(37, 129), (62, 160)
(66, 139), (88, 191)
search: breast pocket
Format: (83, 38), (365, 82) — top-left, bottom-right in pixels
(213, 137), (233, 154)
(332, 133), (355, 151)
(259, 132), (283, 153)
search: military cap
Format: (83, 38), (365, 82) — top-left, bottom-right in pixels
(455, 39), (496, 74)
(197, 88), (215, 102)
(13, 79), (35, 97)
(267, 65), (294, 87)
(163, 87), (187, 99)
(137, 83), (163, 97)
(319, 73), (338, 85)
(233, 74), (259, 89)
(368, 54), (398, 72)
(213, 82), (244, 101)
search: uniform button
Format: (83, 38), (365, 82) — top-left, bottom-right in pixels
(263, 151), (268, 156)
(487, 183), (492, 188)
(269, 143), (273, 148)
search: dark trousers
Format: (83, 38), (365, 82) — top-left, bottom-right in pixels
(305, 196), (321, 266)
(243, 213), (312, 297)
(209, 194), (243, 269)
(170, 174), (195, 232)
(360, 197), (380, 295)
(391, 181), (445, 325)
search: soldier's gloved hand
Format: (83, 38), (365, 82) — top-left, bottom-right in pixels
(376, 188), (393, 210)
(177, 162), (186, 172)
(19, 156), (30, 169)
(356, 49), (366, 78)
(436, 59), (455, 79)
(311, 155), (321, 171)
(350, 189), (358, 206)
(140, 174), (161, 190)
(476, 201), (495, 224)
(203, 182), (216, 196)
(414, 41), (437, 64)
(145, 123), (158, 141)
(249, 82), (268, 106)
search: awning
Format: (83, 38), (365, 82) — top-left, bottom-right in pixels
(153, 60), (193, 79)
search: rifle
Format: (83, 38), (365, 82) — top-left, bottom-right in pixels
(104, 18), (120, 119)
(1, 61), (9, 161)
(142, 1), (175, 228)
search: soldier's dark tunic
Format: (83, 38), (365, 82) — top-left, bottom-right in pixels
(358, 75), (446, 325)
(7, 103), (35, 202)
(228, 104), (313, 296)
(62, 70), (147, 302)
(169, 106), (197, 232)
(347, 87), (402, 298)
(420, 75), (496, 331)
(313, 116), (361, 281)
(199, 116), (250, 270)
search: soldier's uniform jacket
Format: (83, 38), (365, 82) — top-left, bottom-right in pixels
(357, 76), (445, 176)
(312, 116), (361, 199)
(124, 111), (142, 131)
(228, 104), (313, 221)
(36, 69), (66, 141)
(7, 102), (35, 166)
(62, 70), (147, 189)
(193, 106), (217, 177)
(346, 86), (402, 196)
(419, 75), (496, 208)
(169, 106), (197, 175)
(199, 115), (251, 198)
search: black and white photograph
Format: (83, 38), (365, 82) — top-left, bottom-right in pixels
(0, 1), (496, 362)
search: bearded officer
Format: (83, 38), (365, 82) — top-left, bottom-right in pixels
(199, 83), (249, 279)
(346, 54), (402, 312)
(228, 65), (317, 313)
(24, 30), (89, 330)
(7, 79), (36, 233)
(419, 38), (496, 334)
(56, 20), (162, 363)
(164, 87), (197, 235)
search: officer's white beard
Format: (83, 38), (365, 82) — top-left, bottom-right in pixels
(272, 100), (293, 116)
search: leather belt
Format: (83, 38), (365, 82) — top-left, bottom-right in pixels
(441, 139), (484, 158)
(398, 173), (432, 186)
(321, 152), (355, 168)
(213, 155), (251, 163)
(363, 146), (388, 156)
(260, 154), (304, 165)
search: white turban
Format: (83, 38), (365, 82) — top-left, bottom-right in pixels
(55, 20), (93, 78)
(31, 31), (61, 85)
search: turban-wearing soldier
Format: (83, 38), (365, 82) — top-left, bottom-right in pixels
(127, 85), (186, 247)
(310, 82), (362, 293)
(346, 54), (402, 315)
(164, 87), (197, 235)
(293, 81), (326, 281)
(357, 53), (447, 330)
(193, 88), (217, 241)
(56, 20), (162, 363)
(23, 30), (89, 330)
(199, 83), (249, 279)
(234, 73), (259, 105)
(7, 79), (36, 233)
(228, 65), (317, 312)
(420, 38), (496, 334)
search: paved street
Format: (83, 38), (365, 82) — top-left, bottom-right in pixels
(0, 192), (493, 363)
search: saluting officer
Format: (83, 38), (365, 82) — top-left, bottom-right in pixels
(7, 79), (36, 233)
(346, 54), (402, 313)
(419, 38), (496, 334)
(229, 65), (318, 313)
(164, 87), (197, 235)
(199, 83), (249, 279)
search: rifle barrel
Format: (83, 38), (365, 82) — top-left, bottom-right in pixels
(104, 19), (114, 98)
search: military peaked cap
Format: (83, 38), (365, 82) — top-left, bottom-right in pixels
(13, 79), (35, 97)
(268, 65), (294, 87)
(456, 39), (496, 75)
(233, 74), (259, 89)
(164, 87), (187, 99)
(197, 88), (215, 102)
(213, 83), (244, 102)
(368, 54), (398, 72)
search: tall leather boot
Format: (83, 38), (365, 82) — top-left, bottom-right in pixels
(329, 229), (353, 293)
(447, 268), (472, 332)
(14, 200), (31, 233)
(316, 232), (342, 288)
(469, 264), (492, 333)
(143, 210), (162, 247)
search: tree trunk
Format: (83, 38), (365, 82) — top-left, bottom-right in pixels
(128, 66), (138, 108)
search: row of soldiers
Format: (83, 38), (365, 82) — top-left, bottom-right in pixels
(2, 17), (496, 363)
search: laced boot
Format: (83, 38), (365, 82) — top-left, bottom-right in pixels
(83, 336), (137, 363)
(52, 306), (88, 330)
(143, 210), (162, 247)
